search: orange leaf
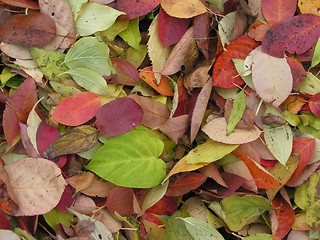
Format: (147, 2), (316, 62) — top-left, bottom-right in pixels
(212, 35), (259, 88)
(1, 0), (39, 9)
(52, 92), (100, 126)
(298, 0), (320, 16)
(262, 0), (296, 24)
(139, 66), (174, 96)
(233, 149), (280, 189)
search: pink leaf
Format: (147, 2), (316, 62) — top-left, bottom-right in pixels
(95, 97), (143, 137)
(111, 58), (139, 86)
(262, 0), (297, 24)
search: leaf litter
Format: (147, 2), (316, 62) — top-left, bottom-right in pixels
(0, 0), (320, 239)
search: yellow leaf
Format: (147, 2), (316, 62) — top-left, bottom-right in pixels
(161, 0), (207, 18)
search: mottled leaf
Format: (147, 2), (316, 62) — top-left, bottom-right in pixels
(298, 0), (320, 16)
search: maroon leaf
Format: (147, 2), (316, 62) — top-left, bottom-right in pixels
(0, 12), (56, 48)
(109, 0), (161, 20)
(309, 92), (320, 117)
(55, 185), (74, 213)
(287, 57), (307, 87)
(95, 97), (143, 137)
(194, 11), (210, 60)
(146, 196), (178, 216)
(110, 58), (139, 86)
(3, 77), (38, 146)
(0, 210), (10, 230)
(261, 14), (320, 58)
(166, 172), (207, 196)
(158, 7), (190, 47)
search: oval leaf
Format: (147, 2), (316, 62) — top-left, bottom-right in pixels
(161, 0), (207, 18)
(44, 125), (99, 159)
(5, 158), (67, 216)
(262, 0), (296, 24)
(52, 92), (100, 126)
(95, 97), (143, 137)
(86, 128), (166, 188)
(262, 14), (320, 57)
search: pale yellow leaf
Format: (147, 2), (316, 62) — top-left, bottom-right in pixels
(161, 0), (207, 18)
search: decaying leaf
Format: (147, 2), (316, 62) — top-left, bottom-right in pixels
(44, 125), (99, 159)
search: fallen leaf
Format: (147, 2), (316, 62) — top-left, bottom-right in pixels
(261, 14), (320, 58)
(193, 11), (210, 60)
(111, 58), (139, 86)
(95, 97), (143, 137)
(5, 158), (67, 216)
(118, 18), (141, 50)
(226, 90), (246, 135)
(298, 0), (320, 16)
(86, 127), (166, 188)
(159, 114), (190, 143)
(287, 57), (307, 87)
(52, 92), (100, 126)
(202, 117), (262, 144)
(309, 92), (320, 117)
(213, 34), (259, 88)
(161, 0), (207, 18)
(141, 181), (169, 214)
(261, 0), (296, 24)
(75, 3), (124, 36)
(158, 7), (190, 47)
(44, 125), (99, 159)
(0, 12), (56, 48)
(0, 0), (39, 9)
(109, 0), (161, 20)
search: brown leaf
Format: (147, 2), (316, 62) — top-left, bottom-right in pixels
(44, 126), (99, 159)
(194, 11), (210, 60)
(159, 114), (189, 143)
(0, 12), (56, 48)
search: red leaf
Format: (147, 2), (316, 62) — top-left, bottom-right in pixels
(158, 7), (190, 47)
(146, 196), (178, 216)
(233, 149), (281, 189)
(0, 210), (10, 230)
(106, 187), (139, 216)
(287, 57), (307, 87)
(95, 97), (143, 137)
(287, 137), (315, 186)
(3, 77), (37, 146)
(166, 172), (207, 196)
(109, 0), (161, 20)
(261, 0), (296, 24)
(194, 11), (210, 60)
(111, 58), (139, 86)
(271, 195), (295, 240)
(309, 92), (320, 117)
(52, 92), (100, 126)
(55, 185), (74, 213)
(262, 14), (320, 58)
(213, 35), (259, 88)
(0, 12), (56, 48)
(1, 0), (39, 9)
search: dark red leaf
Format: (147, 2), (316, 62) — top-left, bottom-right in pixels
(166, 172), (207, 196)
(194, 11), (210, 60)
(158, 7), (190, 47)
(0, 210), (10, 230)
(55, 185), (74, 213)
(110, 58), (139, 86)
(213, 35), (259, 88)
(3, 77), (37, 146)
(36, 122), (60, 157)
(287, 57), (307, 87)
(146, 196), (178, 216)
(106, 187), (138, 216)
(109, 0), (161, 20)
(261, 0), (296, 24)
(18, 216), (37, 235)
(0, 12), (56, 48)
(271, 194), (295, 240)
(309, 92), (320, 117)
(95, 97), (143, 137)
(287, 137), (315, 186)
(262, 14), (320, 58)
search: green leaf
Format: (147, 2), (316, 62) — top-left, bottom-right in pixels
(0, 67), (16, 86)
(221, 195), (272, 232)
(100, 20), (129, 42)
(141, 181), (169, 213)
(263, 124), (293, 165)
(294, 72), (320, 95)
(227, 90), (246, 135)
(86, 128), (166, 188)
(232, 59), (254, 89)
(26, 100), (42, 155)
(206, 0), (223, 11)
(123, 45), (148, 68)
(185, 139), (238, 164)
(311, 37), (320, 68)
(242, 234), (274, 240)
(165, 210), (193, 240)
(295, 170), (320, 228)
(64, 68), (108, 95)
(75, 3), (125, 36)
(119, 18), (141, 50)
(179, 217), (224, 240)
(64, 37), (113, 76)
(44, 125), (99, 159)
(50, 81), (82, 97)
(68, 0), (88, 19)
(29, 48), (68, 81)
(43, 208), (73, 230)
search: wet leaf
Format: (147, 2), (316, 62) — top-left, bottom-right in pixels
(52, 92), (101, 126)
(261, 14), (320, 58)
(86, 127), (166, 188)
(179, 217), (224, 240)
(161, 0), (207, 18)
(5, 158), (67, 216)
(44, 125), (99, 159)
(0, 12), (56, 48)
(221, 195), (272, 232)
(75, 3), (124, 36)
